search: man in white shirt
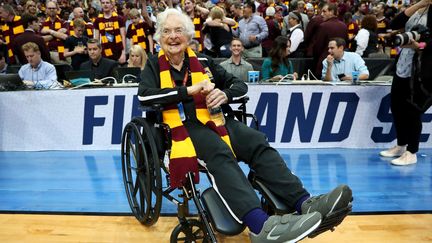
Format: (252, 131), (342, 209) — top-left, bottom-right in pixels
(322, 38), (369, 82)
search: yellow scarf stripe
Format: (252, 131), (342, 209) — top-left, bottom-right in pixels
(221, 134), (235, 155)
(160, 69), (172, 88)
(195, 108), (211, 124)
(162, 109), (184, 128)
(170, 138), (197, 159)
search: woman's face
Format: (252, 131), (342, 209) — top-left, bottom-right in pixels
(160, 15), (189, 58)
(131, 15), (140, 25)
(288, 17), (297, 27)
(129, 52), (142, 67)
(184, 0), (194, 13)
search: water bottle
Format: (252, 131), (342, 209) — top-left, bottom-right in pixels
(209, 106), (225, 127)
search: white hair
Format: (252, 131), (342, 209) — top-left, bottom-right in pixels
(153, 8), (195, 43)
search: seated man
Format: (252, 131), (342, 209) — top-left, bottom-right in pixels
(219, 38), (254, 82)
(18, 42), (61, 89)
(80, 39), (118, 80)
(322, 37), (369, 82)
(139, 9), (352, 242)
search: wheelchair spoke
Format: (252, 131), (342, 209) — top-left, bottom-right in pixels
(176, 236), (188, 241)
(193, 228), (205, 238)
(127, 138), (138, 168)
(139, 184), (146, 216)
(132, 177), (140, 197)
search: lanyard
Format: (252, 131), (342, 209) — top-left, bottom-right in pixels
(171, 68), (189, 87)
(171, 68), (189, 122)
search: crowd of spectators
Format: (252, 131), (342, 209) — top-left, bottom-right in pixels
(0, 0), (411, 88)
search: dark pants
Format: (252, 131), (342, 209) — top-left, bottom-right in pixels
(184, 117), (309, 219)
(391, 74), (423, 153)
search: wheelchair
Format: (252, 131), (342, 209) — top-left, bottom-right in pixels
(120, 97), (350, 242)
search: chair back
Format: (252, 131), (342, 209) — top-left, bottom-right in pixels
(54, 64), (73, 83)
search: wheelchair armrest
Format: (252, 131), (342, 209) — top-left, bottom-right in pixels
(229, 96), (249, 105)
(139, 103), (164, 112)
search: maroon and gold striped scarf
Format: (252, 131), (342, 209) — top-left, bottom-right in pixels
(159, 47), (234, 188)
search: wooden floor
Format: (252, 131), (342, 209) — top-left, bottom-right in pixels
(0, 214), (431, 242)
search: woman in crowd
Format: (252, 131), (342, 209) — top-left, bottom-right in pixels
(354, 15), (379, 57)
(127, 44), (148, 70)
(202, 6), (233, 58)
(287, 11), (305, 57)
(379, 0), (432, 165)
(261, 36), (298, 81)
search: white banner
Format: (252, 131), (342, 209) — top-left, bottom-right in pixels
(0, 85), (431, 151)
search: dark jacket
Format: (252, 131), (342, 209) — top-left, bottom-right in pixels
(80, 57), (118, 80)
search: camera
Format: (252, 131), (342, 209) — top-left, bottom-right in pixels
(393, 24), (430, 46)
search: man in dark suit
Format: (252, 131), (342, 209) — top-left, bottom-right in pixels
(12, 14), (51, 64)
(80, 39), (118, 80)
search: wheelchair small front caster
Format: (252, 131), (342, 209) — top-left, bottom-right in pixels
(170, 219), (211, 243)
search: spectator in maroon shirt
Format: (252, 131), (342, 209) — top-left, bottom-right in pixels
(304, 2), (325, 57)
(312, 3), (348, 78)
(262, 7), (281, 57)
(13, 14), (51, 64)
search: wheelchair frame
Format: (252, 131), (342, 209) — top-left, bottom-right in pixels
(120, 97), (351, 242)
(121, 97), (262, 242)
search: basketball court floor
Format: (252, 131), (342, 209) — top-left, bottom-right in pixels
(0, 148), (431, 242)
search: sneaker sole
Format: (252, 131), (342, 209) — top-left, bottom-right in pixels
(308, 200), (353, 238)
(283, 218), (322, 243)
(380, 153), (404, 158)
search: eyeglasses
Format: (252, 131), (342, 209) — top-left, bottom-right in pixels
(161, 27), (185, 37)
(47, 7), (57, 10)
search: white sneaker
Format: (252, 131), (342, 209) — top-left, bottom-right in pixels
(380, 145), (406, 157)
(391, 151), (417, 166)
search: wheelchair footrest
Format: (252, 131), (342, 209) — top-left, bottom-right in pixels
(201, 187), (245, 236)
(308, 201), (352, 238)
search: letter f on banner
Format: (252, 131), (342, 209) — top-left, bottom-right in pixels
(83, 96), (108, 145)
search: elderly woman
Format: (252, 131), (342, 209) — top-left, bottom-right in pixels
(138, 8), (352, 242)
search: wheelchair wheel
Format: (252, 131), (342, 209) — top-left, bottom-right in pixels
(121, 119), (162, 226)
(170, 219), (210, 243)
